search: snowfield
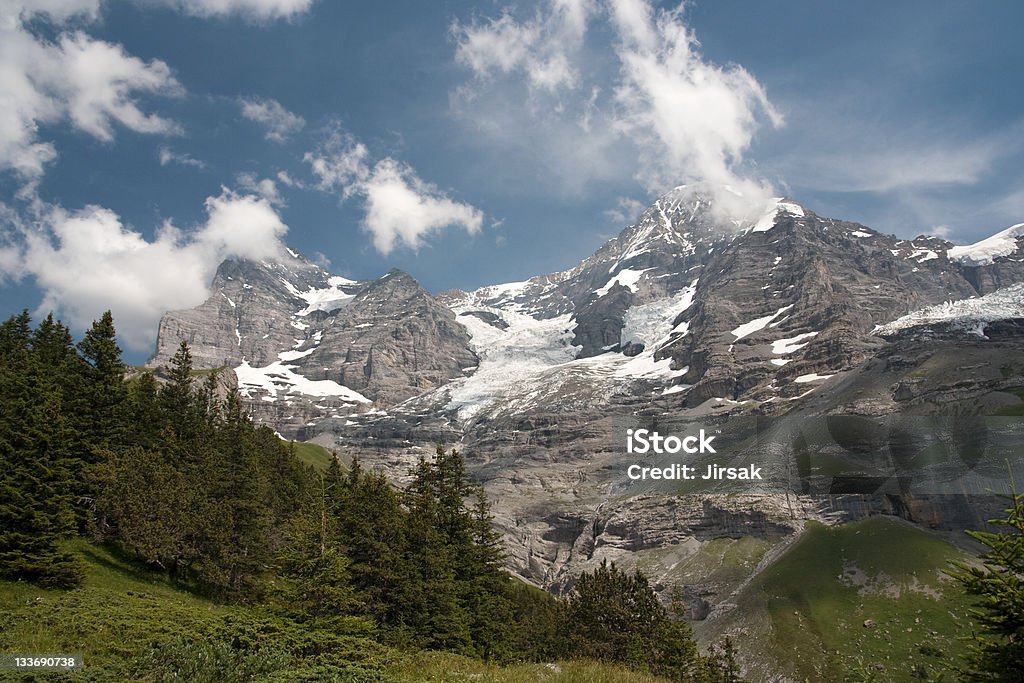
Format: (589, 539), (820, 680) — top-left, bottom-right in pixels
(873, 283), (1024, 337)
(442, 281), (699, 421)
(947, 223), (1024, 265)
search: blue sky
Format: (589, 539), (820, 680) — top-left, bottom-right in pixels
(1, 0), (1022, 359)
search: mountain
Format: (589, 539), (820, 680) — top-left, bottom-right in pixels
(150, 252), (477, 433)
(149, 186), (1024, 661)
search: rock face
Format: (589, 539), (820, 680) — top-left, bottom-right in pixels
(150, 251), (360, 370)
(149, 254), (477, 434)
(151, 186), (1024, 615)
(292, 269), (478, 405)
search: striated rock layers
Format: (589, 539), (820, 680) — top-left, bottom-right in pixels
(150, 186), (1024, 617)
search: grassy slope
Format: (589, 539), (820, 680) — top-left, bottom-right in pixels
(0, 541), (667, 683)
(704, 516), (976, 682)
(287, 440), (338, 472)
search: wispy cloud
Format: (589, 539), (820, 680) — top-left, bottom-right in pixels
(305, 128), (483, 255)
(451, 0), (782, 213)
(239, 97), (305, 142)
(158, 145), (205, 169)
(0, 190), (289, 350)
(771, 117), (1020, 194)
(453, 0), (594, 93)
(236, 171), (284, 206)
(155, 0), (315, 21)
(603, 196), (647, 225)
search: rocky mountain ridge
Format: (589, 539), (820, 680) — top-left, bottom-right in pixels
(149, 186), (1024, 627)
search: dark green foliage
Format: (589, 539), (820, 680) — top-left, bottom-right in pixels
(0, 312), (83, 587)
(950, 490), (1024, 681)
(74, 310), (128, 450)
(507, 579), (566, 661)
(565, 560), (742, 681)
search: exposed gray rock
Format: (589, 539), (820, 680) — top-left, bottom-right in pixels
(292, 270), (478, 405)
(149, 186), (1024, 614)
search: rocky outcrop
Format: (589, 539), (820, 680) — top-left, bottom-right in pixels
(293, 270), (478, 404)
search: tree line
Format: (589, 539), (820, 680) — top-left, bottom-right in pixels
(0, 309), (746, 680)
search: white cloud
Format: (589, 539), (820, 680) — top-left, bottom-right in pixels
(0, 2), (182, 181)
(451, 0), (781, 214)
(604, 195), (646, 225)
(358, 159), (483, 255)
(158, 145), (205, 168)
(453, 0), (594, 92)
(157, 0), (314, 20)
(275, 169), (303, 188)
(239, 97), (305, 142)
(236, 171), (283, 205)
(1, 190), (288, 351)
(10, 0), (102, 22)
(305, 129), (483, 255)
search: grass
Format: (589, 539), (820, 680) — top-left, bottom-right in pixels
(384, 652), (669, 682)
(287, 440), (338, 472)
(0, 541), (673, 683)
(743, 516), (975, 682)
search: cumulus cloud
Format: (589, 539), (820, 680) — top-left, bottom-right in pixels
(451, 0), (782, 214)
(0, 190), (288, 351)
(305, 129), (483, 255)
(239, 97), (305, 142)
(0, 2), (183, 181)
(158, 145), (205, 168)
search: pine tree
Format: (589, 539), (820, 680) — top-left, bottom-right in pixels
(160, 341), (197, 442)
(0, 310), (31, 361)
(334, 458), (411, 628)
(0, 313), (82, 587)
(123, 372), (167, 450)
(75, 310), (127, 449)
(207, 390), (270, 596)
(274, 469), (373, 635)
(565, 560), (713, 679)
(950, 490), (1024, 680)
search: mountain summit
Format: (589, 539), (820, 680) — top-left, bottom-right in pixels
(150, 188), (1024, 608)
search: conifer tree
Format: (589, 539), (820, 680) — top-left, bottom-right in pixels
(275, 469), (372, 635)
(950, 490), (1024, 680)
(75, 310), (127, 449)
(160, 341), (196, 442)
(0, 313), (82, 587)
(565, 560), (714, 679)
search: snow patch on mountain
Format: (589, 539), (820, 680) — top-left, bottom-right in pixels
(732, 304), (794, 340)
(795, 372), (832, 383)
(750, 198), (804, 233)
(873, 283), (1024, 337)
(446, 300), (579, 420)
(948, 223), (1024, 265)
(295, 276), (358, 315)
(596, 268), (651, 297)
(771, 331), (819, 355)
(235, 359), (371, 404)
